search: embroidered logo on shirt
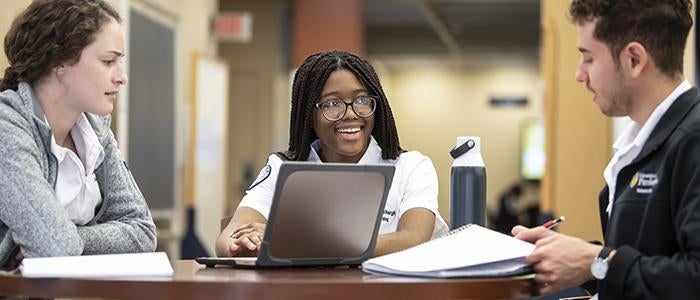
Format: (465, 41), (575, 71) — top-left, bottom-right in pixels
(629, 172), (658, 194)
(382, 209), (396, 222)
(247, 165), (271, 191)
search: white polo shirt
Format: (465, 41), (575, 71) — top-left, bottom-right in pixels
(49, 114), (105, 225)
(239, 137), (449, 238)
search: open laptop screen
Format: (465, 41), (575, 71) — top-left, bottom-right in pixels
(197, 162), (395, 268)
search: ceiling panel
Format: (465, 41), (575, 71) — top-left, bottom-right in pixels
(365, 0), (540, 60)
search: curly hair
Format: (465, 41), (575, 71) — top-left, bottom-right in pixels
(569, 0), (693, 78)
(1, 0), (121, 91)
(277, 50), (402, 161)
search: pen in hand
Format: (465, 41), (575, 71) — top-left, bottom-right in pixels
(542, 216), (566, 230)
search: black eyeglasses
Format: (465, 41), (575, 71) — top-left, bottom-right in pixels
(314, 96), (377, 122)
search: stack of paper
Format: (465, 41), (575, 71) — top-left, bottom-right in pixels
(20, 252), (173, 278)
(362, 224), (535, 278)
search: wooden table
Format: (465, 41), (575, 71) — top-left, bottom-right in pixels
(0, 260), (537, 299)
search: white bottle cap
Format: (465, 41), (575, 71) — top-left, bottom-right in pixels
(452, 136), (485, 167)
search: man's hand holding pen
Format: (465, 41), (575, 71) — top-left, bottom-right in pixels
(512, 216), (601, 295)
(542, 216), (566, 230)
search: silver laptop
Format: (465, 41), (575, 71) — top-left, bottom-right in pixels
(196, 161), (395, 268)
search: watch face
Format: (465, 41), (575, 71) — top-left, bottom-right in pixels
(591, 258), (609, 280)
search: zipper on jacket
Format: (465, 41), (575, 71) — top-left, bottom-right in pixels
(88, 165), (109, 225)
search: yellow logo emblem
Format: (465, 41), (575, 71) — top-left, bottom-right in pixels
(629, 173), (639, 188)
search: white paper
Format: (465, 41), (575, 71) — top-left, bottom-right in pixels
(20, 252), (173, 278)
(362, 224), (535, 278)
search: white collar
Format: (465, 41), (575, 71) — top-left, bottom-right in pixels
(613, 80), (691, 152)
(49, 114), (105, 172)
(308, 136), (382, 164)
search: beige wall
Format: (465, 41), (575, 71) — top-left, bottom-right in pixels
(377, 59), (542, 222)
(541, 0), (609, 241)
(218, 0), (290, 214)
(685, 1), (697, 85)
(0, 1), (32, 70)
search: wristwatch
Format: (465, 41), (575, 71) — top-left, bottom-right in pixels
(591, 246), (613, 280)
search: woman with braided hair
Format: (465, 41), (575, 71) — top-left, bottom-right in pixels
(216, 50), (447, 258)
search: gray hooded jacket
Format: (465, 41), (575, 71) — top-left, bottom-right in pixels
(0, 82), (156, 266)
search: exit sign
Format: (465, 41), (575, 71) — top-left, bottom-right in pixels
(214, 12), (252, 43)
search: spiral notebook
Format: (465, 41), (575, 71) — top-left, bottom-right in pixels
(361, 224), (535, 278)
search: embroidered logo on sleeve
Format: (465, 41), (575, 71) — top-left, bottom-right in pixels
(629, 172), (658, 194)
(247, 165), (271, 191)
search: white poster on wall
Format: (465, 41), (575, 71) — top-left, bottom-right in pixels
(191, 54), (229, 256)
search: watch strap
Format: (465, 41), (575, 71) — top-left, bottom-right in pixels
(598, 246), (613, 261)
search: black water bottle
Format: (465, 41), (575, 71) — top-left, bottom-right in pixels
(449, 136), (487, 229)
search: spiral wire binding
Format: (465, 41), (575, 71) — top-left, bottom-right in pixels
(387, 224), (475, 256)
(439, 223), (473, 239)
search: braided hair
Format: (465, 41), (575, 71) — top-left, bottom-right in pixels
(278, 50), (402, 161)
(1, 0), (121, 91)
